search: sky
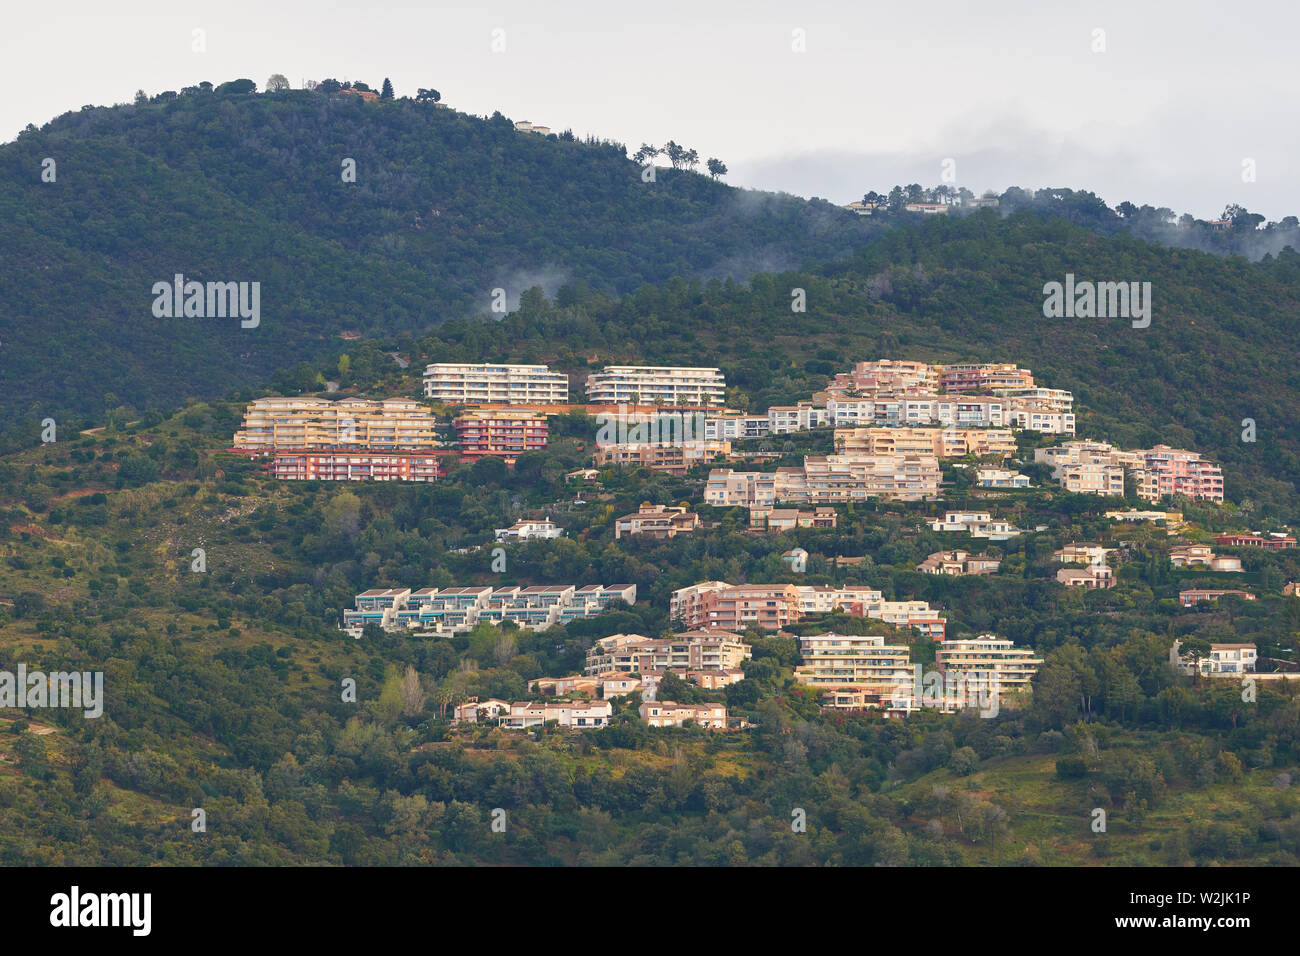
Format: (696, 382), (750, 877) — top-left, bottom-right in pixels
(3, 0), (1296, 220)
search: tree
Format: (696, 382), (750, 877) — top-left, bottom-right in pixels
(266, 74), (290, 92)
(134, 90), (147, 105)
(632, 143), (659, 166)
(400, 665), (426, 718)
(706, 158), (727, 179)
(215, 78), (257, 95)
(416, 88), (441, 103)
(381, 78), (395, 99)
(318, 78), (342, 94)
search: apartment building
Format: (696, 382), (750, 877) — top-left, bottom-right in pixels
(927, 511), (1022, 539)
(767, 405), (829, 433)
(669, 582), (946, 639)
(1179, 589), (1256, 607)
(1132, 445), (1224, 503)
(825, 360), (939, 397)
(270, 450), (442, 482)
(500, 699), (612, 730)
(824, 396), (1009, 429)
(594, 440), (730, 475)
(1034, 441), (1131, 496)
(834, 426), (1017, 459)
(1215, 532), (1297, 550)
(938, 363), (1034, 393)
(798, 455), (942, 502)
(794, 632), (915, 711)
(585, 366), (726, 407)
(935, 636), (1044, 696)
(614, 504), (701, 539)
(704, 469), (778, 508)
(916, 549), (1001, 576)
(584, 631), (752, 675)
(341, 583), (637, 636)
(454, 410), (548, 463)
(233, 397), (439, 450)
(702, 412), (771, 442)
(638, 701), (731, 729)
(422, 363), (569, 405)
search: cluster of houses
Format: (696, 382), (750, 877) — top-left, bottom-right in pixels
(1035, 441), (1223, 503)
(340, 584), (636, 637)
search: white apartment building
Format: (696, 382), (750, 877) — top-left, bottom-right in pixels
(935, 636), (1044, 696)
(585, 366), (727, 407)
(423, 363), (569, 405)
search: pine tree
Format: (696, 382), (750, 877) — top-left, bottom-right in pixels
(380, 77), (394, 99)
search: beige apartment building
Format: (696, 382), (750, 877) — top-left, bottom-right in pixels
(834, 426), (1017, 459)
(233, 397), (439, 450)
(584, 631), (752, 675)
(423, 363), (569, 405)
(794, 632), (914, 711)
(704, 454), (940, 507)
(585, 366), (727, 407)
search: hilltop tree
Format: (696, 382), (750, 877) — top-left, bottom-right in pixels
(381, 78), (395, 99)
(706, 157), (727, 179)
(632, 143), (659, 166)
(266, 74), (290, 92)
(416, 88), (441, 103)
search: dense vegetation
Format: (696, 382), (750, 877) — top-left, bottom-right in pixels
(1, 401), (1299, 865)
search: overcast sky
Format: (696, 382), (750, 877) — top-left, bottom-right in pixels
(3, 0), (1295, 220)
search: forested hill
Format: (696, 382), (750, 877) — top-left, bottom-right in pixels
(0, 87), (873, 427)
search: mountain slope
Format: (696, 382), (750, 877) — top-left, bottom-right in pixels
(0, 88), (874, 428)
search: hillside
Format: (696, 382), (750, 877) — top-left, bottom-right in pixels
(0, 86), (873, 430)
(1, 408), (1298, 865)
(394, 211), (1300, 518)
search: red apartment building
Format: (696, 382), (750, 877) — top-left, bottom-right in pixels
(454, 411), (548, 464)
(270, 450), (443, 481)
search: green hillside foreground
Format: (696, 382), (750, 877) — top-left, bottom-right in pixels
(1, 406), (1299, 865)
(0, 85), (873, 431)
